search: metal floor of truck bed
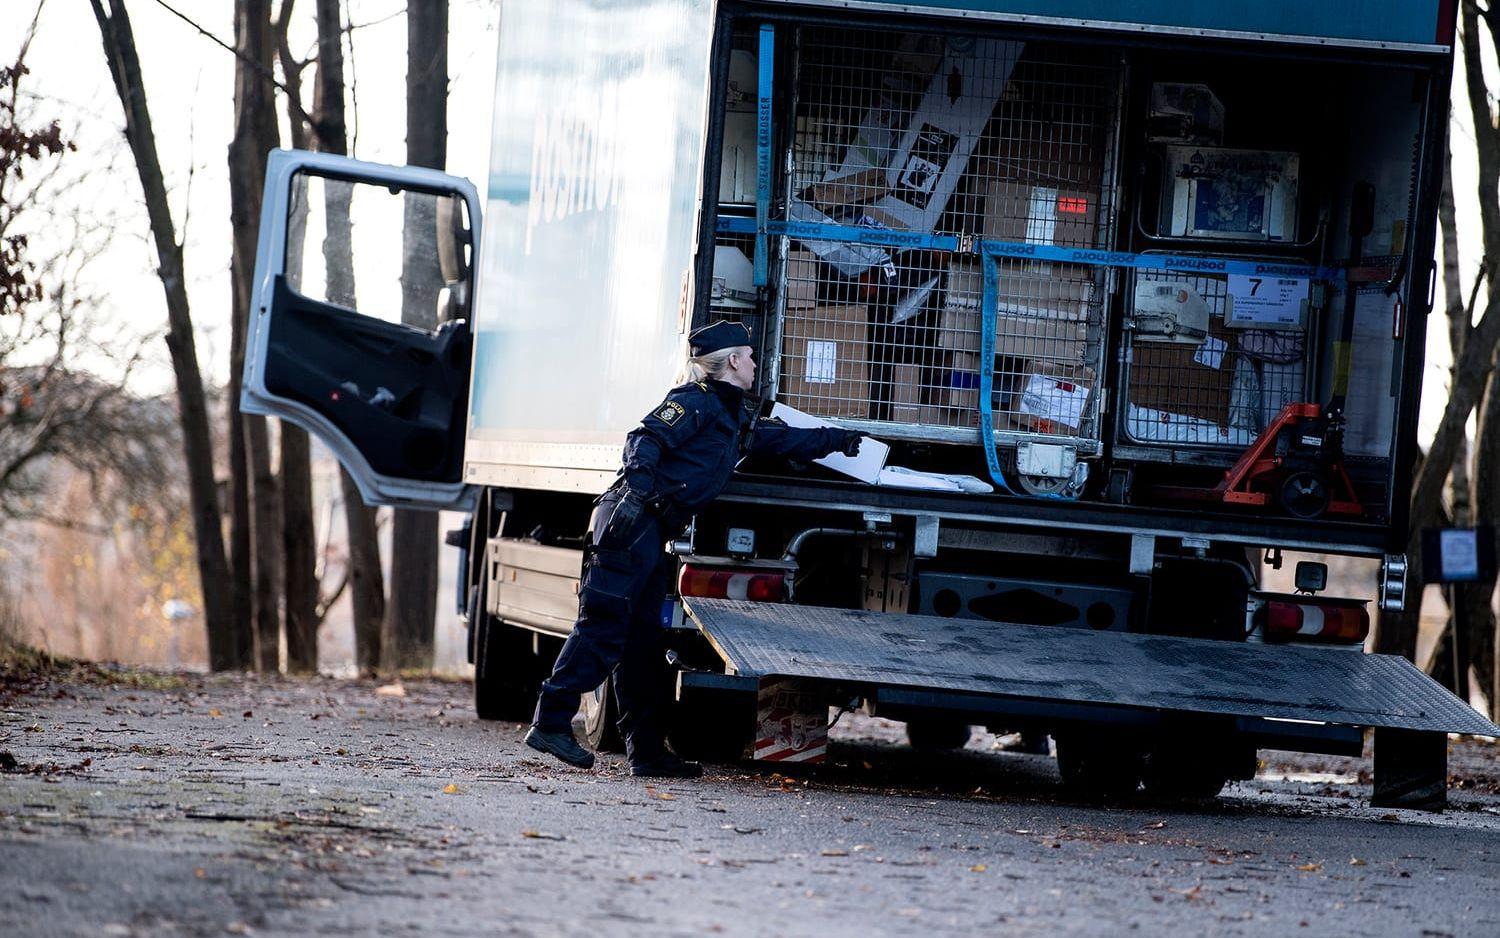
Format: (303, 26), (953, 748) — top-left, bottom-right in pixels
(684, 598), (1498, 738)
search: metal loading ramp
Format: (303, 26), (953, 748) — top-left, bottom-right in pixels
(684, 598), (1500, 738)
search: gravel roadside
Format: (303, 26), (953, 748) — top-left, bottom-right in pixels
(1, 669), (1497, 937)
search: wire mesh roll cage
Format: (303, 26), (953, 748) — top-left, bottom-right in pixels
(708, 20), (1125, 456)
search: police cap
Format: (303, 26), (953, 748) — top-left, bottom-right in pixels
(689, 319), (751, 356)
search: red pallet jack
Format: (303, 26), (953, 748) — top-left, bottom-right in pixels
(1153, 183), (1378, 521)
(1153, 401), (1363, 519)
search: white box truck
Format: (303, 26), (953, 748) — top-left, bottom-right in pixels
(243, 0), (1496, 808)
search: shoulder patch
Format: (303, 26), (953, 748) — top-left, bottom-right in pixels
(654, 400), (687, 426)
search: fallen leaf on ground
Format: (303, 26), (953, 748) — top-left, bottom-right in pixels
(1295, 862), (1322, 872)
(970, 864), (987, 873)
(1143, 821), (1167, 830)
(821, 848), (848, 857)
(1349, 857), (1366, 866)
(375, 683), (407, 698)
(442, 783), (459, 794)
(521, 829), (564, 840)
(207, 709), (223, 718)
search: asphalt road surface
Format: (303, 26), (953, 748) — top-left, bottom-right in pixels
(2, 668), (1498, 937)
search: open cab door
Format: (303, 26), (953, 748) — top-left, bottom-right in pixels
(242, 149), (481, 511)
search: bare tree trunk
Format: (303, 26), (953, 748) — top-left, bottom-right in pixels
(382, 0), (448, 672)
(270, 0), (320, 673)
(229, 0), (284, 672)
(1417, 133), (1473, 693)
(310, 0), (384, 672)
(1461, 366), (1500, 713)
(1415, 126), (1497, 709)
(226, 373), (254, 664)
(90, 0), (240, 669)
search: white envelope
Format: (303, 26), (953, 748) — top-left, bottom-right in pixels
(768, 403), (889, 484)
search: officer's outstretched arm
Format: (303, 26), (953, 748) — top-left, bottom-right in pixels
(749, 419), (861, 460)
(621, 392), (707, 493)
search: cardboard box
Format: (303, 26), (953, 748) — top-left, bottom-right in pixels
(981, 181), (1100, 249)
(968, 122), (1107, 190)
(1127, 319), (1236, 426)
(946, 313), (1089, 364)
(783, 250), (818, 310)
(801, 168), (889, 212)
(945, 257), (1095, 322)
(917, 364), (981, 428)
(779, 303), (870, 419)
(886, 363), (925, 424)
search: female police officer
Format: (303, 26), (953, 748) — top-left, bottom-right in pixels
(524, 320), (862, 778)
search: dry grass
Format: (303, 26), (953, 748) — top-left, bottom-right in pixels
(0, 638), (187, 694)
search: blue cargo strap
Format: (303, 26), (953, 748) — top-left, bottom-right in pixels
(979, 253), (1054, 498)
(715, 215), (1344, 282)
(753, 24), (774, 288)
(716, 213), (1340, 498)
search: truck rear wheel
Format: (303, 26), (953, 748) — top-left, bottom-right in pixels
(582, 676), (625, 753)
(1141, 755), (1228, 800)
(1055, 733), (1145, 796)
(1141, 738), (1251, 800)
(905, 718), (972, 750)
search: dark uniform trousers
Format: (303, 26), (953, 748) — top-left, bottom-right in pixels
(532, 491), (675, 761)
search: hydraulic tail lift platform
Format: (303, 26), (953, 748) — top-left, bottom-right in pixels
(682, 599), (1500, 812)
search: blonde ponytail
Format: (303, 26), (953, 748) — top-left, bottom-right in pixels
(677, 346), (736, 384)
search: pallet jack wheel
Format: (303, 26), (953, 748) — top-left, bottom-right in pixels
(1017, 474), (1069, 496)
(1279, 471), (1331, 519)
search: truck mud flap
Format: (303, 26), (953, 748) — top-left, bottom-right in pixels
(683, 598), (1499, 810)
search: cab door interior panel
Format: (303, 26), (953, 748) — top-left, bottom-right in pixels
(263, 275), (470, 484)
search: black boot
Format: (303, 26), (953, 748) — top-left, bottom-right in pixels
(524, 726), (596, 769)
(630, 751), (703, 778)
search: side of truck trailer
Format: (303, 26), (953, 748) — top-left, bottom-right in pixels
(242, 0), (1497, 808)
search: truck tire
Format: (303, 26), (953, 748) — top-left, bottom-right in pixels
(1141, 754), (1228, 800)
(1141, 738), (1250, 800)
(582, 676), (625, 753)
(905, 718), (972, 750)
(471, 579), (545, 722)
(1055, 733), (1145, 796)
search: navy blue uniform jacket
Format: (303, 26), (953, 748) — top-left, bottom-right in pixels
(619, 379), (849, 514)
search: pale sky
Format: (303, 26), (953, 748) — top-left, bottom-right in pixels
(9, 0), (500, 395)
(6, 2), (1490, 446)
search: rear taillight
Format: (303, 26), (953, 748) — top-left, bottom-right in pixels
(1260, 599), (1370, 644)
(677, 564), (788, 602)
